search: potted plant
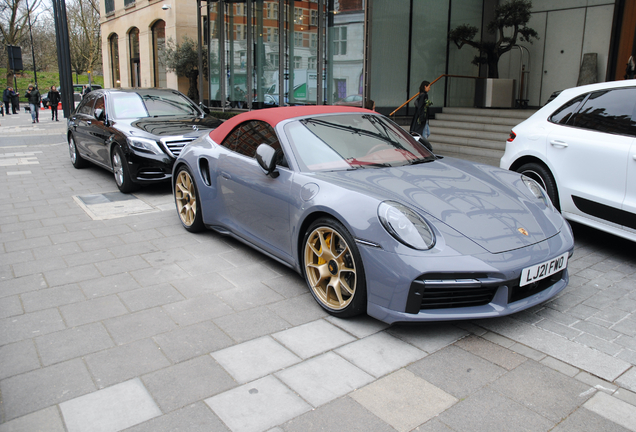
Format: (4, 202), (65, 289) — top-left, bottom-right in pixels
(448, 0), (538, 107)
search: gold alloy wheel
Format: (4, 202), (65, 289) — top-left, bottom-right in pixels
(175, 170), (197, 226)
(304, 226), (357, 310)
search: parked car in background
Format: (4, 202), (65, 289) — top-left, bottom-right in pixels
(334, 94), (363, 107)
(67, 88), (222, 193)
(173, 106), (574, 324)
(501, 80), (636, 242)
(42, 84), (104, 108)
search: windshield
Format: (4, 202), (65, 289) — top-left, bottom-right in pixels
(284, 113), (435, 172)
(111, 92), (200, 119)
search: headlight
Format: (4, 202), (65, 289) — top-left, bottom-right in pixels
(127, 137), (163, 155)
(378, 201), (435, 250)
(522, 175), (552, 208)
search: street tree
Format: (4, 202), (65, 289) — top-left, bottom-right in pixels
(162, 36), (214, 102)
(0, 0), (43, 87)
(66, 0), (101, 80)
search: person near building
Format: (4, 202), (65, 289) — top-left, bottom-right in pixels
(83, 85), (92, 98)
(26, 84), (41, 123)
(410, 80), (432, 139)
(3, 87), (14, 115)
(49, 86), (61, 121)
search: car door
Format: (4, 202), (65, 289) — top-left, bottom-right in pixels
(217, 120), (294, 258)
(546, 87), (636, 217)
(621, 136), (636, 228)
(70, 95), (98, 161)
(84, 95), (112, 165)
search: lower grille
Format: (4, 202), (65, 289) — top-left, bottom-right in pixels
(162, 138), (196, 158)
(405, 270), (564, 314)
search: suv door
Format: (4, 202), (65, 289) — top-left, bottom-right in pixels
(546, 87), (636, 218)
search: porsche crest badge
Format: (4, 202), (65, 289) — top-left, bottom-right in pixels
(518, 228), (529, 236)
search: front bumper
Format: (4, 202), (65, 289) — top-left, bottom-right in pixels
(360, 229), (574, 324)
(126, 150), (173, 184)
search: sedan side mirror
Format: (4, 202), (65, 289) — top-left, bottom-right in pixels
(95, 108), (106, 122)
(256, 143), (279, 178)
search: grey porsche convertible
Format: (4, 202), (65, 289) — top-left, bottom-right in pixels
(172, 106), (574, 324)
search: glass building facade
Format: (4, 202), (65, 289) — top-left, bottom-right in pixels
(203, 0), (488, 115)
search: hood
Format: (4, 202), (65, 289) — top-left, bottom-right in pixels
(124, 115), (223, 138)
(316, 159), (562, 254)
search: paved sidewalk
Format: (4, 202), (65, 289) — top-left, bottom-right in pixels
(0, 126), (635, 431)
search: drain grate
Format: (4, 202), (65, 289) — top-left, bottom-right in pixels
(74, 191), (171, 220)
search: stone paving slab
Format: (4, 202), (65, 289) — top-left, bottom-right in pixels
(59, 378), (161, 432)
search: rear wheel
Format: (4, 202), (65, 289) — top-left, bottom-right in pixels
(302, 218), (366, 317)
(516, 162), (560, 210)
(68, 135), (88, 168)
(174, 166), (204, 232)
(111, 145), (138, 193)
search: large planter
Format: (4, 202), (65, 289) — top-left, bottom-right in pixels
(475, 78), (515, 108)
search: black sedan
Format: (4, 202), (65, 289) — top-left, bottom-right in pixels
(67, 88), (222, 192)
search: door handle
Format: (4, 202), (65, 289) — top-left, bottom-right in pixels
(550, 140), (568, 148)
(633, 154), (636, 161)
(221, 172), (231, 180)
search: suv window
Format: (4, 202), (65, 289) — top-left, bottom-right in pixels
(569, 87), (636, 136)
(549, 95), (585, 125)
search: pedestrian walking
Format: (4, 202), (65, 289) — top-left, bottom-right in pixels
(3, 87), (14, 115)
(11, 88), (20, 114)
(25, 84), (41, 123)
(49, 86), (61, 121)
(410, 80), (432, 139)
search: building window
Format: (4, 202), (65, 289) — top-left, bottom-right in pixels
(294, 56), (302, 68)
(235, 24), (246, 40)
(109, 34), (120, 87)
(129, 27), (141, 87)
(310, 33), (317, 48)
(294, 7), (303, 24)
(310, 10), (318, 26)
(268, 53), (279, 66)
(266, 2), (278, 19)
(105, 0), (115, 14)
(266, 27), (278, 43)
(308, 57), (316, 69)
(124, 0), (135, 7)
(333, 26), (347, 56)
(152, 20), (167, 88)
(294, 32), (303, 47)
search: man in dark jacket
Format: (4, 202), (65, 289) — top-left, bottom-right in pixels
(3, 87), (14, 115)
(49, 86), (61, 121)
(25, 84), (41, 123)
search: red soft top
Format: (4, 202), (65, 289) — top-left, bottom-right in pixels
(208, 105), (370, 143)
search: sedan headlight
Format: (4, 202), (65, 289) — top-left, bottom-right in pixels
(378, 201), (435, 250)
(522, 176), (552, 209)
(127, 137), (164, 155)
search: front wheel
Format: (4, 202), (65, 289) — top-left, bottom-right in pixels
(68, 135), (88, 168)
(111, 145), (138, 193)
(174, 166), (204, 232)
(516, 162), (560, 210)
(302, 218), (366, 318)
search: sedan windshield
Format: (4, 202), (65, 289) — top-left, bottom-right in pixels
(284, 113), (435, 172)
(111, 92), (200, 119)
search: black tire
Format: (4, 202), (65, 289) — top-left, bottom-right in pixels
(174, 166), (205, 232)
(111, 145), (138, 193)
(516, 162), (560, 210)
(68, 135), (89, 168)
(302, 217), (367, 318)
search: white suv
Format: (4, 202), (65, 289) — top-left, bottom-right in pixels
(500, 80), (636, 242)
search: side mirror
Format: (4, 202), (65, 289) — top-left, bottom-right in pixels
(94, 108), (104, 121)
(410, 132), (433, 153)
(256, 144), (279, 178)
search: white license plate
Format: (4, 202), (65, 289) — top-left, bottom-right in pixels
(520, 253), (568, 287)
